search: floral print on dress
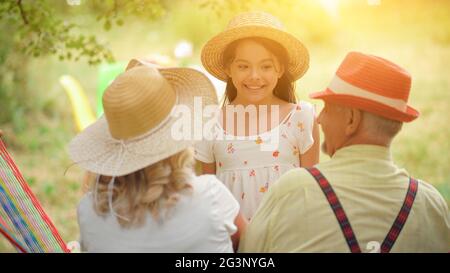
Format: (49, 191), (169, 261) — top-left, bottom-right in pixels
(272, 150), (280, 157)
(298, 122), (304, 132)
(255, 136), (263, 145)
(227, 143), (235, 154)
(259, 182), (269, 193)
(293, 146), (299, 156)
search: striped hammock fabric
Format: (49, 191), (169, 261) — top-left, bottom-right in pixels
(0, 139), (69, 253)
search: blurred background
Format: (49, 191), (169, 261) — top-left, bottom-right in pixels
(0, 0), (449, 252)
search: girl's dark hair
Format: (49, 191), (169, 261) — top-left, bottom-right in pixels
(222, 37), (297, 105)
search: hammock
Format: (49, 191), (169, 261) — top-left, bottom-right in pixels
(0, 138), (69, 253)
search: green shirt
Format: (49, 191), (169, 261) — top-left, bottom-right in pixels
(239, 144), (450, 252)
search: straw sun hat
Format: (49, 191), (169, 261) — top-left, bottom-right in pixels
(201, 11), (309, 82)
(68, 59), (218, 177)
(310, 52), (419, 122)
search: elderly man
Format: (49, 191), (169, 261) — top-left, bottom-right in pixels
(239, 52), (450, 253)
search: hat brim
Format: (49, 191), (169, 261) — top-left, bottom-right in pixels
(68, 67), (218, 176)
(309, 89), (419, 122)
(201, 25), (309, 82)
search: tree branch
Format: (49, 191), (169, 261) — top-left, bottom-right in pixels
(17, 0), (28, 25)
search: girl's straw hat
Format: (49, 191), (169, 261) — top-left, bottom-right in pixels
(68, 59), (218, 176)
(310, 52), (419, 122)
(201, 11), (309, 82)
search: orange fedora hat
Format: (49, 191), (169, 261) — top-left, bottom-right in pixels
(310, 52), (419, 122)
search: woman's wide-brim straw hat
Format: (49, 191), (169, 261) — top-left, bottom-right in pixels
(201, 11), (309, 82)
(68, 59), (218, 176)
(310, 51), (419, 122)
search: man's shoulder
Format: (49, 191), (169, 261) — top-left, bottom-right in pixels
(415, 179), (449, 209)
(271, 167), (318, 196)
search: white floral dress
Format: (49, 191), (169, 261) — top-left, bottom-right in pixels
(194, 101), (315, 219)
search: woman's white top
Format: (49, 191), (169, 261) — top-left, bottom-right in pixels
(77, 174), (239, 252)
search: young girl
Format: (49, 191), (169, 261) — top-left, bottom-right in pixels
(196, 11), (320, 219)
(69, 60), (246, 252)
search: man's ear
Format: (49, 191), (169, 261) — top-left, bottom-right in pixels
(345, 108), (362, 136)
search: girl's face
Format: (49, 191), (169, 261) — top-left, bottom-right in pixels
(226, 39), (284, 105)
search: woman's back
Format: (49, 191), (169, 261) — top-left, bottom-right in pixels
(78, 175), (239, 253)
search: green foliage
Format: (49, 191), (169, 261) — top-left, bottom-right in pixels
(0, 0), (168, 128)
(0, 0), (114, 65)
(0, 27), (28, 129)
(0, 0), (168, 67)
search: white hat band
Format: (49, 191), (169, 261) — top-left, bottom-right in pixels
(328, 76), (407, 112)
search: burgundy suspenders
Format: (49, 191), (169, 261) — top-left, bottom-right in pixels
(306, 167), (418, 253)
(306, 167), (362, 252)
(380, 176), (418, 253)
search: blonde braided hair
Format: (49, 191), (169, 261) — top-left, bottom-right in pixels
(91, 149), (194, 228)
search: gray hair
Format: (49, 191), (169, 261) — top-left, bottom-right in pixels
(360, 111), (403, 140)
